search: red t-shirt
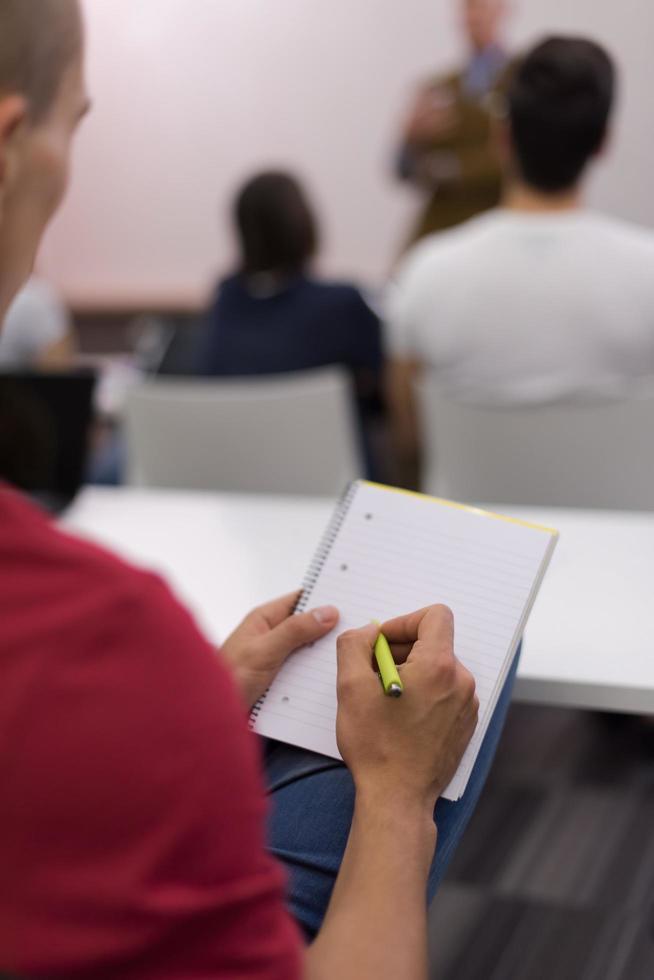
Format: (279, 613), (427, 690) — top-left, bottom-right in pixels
(0, 487), (303, 979)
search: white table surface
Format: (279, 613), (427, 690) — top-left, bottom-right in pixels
(63, 487), (654, 715)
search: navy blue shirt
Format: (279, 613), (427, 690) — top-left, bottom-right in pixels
(200, 273), (382, 381)
(198, 273), (385, 478)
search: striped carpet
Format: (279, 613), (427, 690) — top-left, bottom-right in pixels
(428, 705), (654, 979)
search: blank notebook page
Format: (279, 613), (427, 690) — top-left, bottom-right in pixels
(251, 481), (557, 800)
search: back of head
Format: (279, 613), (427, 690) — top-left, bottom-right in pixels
(0, 0), (81, 121)
(0, 0), (84, 321)
(507, 36), (615, 193)
(234, 171), (318, 278)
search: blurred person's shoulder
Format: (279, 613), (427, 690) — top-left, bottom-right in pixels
(5, 276), (70, 332)
(304, 276), (378, 317)
(217, 271), (245, 292)
(581, 214), (654, 306)
(303, 276), (361, 299)
(584, 211), (654, 258)
(0, 485), (213, 667)
(1, 484), (147, 600)
(415, 67), (463, 92)
(0, 486), (300, 978)
(211, 271), (248, 305)
(395, 211), (502, 290)
(0, 276), (70, 364)
(0, 483), (241, 751)
(14, 276), (66, 308)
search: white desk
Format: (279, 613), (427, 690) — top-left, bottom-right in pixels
(64, 487), (654, 715)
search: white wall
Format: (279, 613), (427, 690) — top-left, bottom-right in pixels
(38, 0), (654, 308)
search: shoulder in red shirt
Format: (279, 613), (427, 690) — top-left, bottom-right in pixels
(0, 487), (302, 979)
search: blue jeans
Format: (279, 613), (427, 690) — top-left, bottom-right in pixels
(264, 650), (519, 938)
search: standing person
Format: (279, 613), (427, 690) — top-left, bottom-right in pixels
(396, 0), (511, 244)
(0, 3), (520, 978)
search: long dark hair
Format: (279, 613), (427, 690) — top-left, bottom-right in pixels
(233, 171), (318, 277)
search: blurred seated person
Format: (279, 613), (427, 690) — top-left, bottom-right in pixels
(387, 37), (654, 485)
(0, 275), (75, 368)
(395, 0), (511, 244)
(199, 171), (386, 478)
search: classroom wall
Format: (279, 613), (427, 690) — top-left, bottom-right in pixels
(38, 0), (654, 308)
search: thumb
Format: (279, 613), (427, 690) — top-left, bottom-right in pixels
(262, 605), (339, 661)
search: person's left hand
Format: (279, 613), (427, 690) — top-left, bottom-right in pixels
(221, 591), (339, 708)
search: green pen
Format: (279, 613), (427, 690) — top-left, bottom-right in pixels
(373, 622), (403, 698)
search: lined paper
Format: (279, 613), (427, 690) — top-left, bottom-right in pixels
(252, 482), (557, 800)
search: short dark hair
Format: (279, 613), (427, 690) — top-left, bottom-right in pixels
(0, 0), (82, 121)
(234, 171), (318, 277)
(507, 37), (615, 193)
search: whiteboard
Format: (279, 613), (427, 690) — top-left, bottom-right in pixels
(38, 0), (654, 308)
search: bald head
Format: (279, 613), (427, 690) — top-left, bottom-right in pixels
(0, 0), (82, 121)
(0, 0), (87, 321)
(462, 0), (508, 52)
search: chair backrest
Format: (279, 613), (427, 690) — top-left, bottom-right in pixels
(417, 379), (654, 509)
(154, 314), (208, 377)
(125, 367), (361, 495)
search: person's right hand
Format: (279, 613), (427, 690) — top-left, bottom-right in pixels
(335, 605), (478, 811)
(404, 87), (457, 144)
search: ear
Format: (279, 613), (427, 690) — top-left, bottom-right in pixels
(0, 94), (29, 217)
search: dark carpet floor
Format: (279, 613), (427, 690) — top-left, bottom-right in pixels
(428, 704), (654, 979)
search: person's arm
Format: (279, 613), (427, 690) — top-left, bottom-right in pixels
(396, 81), (458, 188)
(403, 86), (457, 147)
(220, 597), (477, 980)
(345, 288), (385, 408)
(306, 790), (434, 980)
(449, 138), (502, 192)
(397, 83), (500, 195)
(397, 144), (461, 191)
(306, 608), (478, 980)
(386, 356), (423, 489)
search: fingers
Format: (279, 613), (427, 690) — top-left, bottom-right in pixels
(337, 606), (455, 680)
(381, 604), (454, 662)
(451, 665), (478, 743)
(262, 604), (339, 661)
(251, 591), (302, 629)
(384, 607), (474, 713)
(379, 606), (432, 644)
(461, 689), (480, 740)
(336, 622), (380, 678)
(386, 642), (413, 664)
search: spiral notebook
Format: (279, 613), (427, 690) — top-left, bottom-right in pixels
(250, 481), (558, 800)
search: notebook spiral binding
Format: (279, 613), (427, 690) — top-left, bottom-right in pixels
(248, 481), (359, 731)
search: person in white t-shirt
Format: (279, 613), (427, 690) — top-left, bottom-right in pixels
(387, 36), (654, 483)
(0, 276), (75, 368)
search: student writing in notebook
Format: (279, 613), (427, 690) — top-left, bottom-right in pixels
(0, 4), (517, 977)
